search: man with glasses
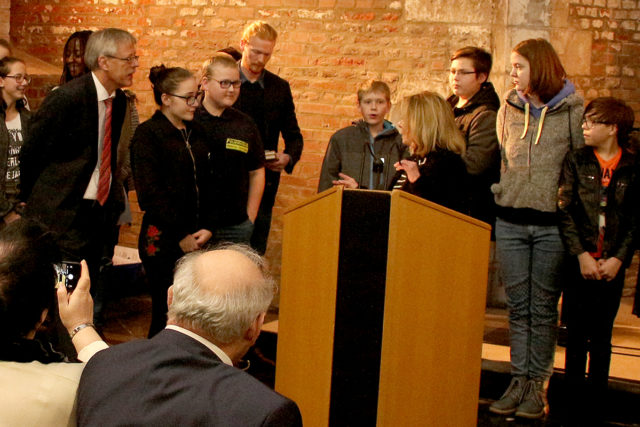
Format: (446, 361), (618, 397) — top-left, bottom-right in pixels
(20, 28), (138, 327)
(234, 20), (303, 255)
(195, 52), (265, 245)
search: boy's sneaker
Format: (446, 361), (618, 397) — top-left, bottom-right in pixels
(515, 379), (548, 419)
(489, 376), (527, 415)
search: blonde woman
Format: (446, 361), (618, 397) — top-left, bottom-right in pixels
(392, 91), (469, 213)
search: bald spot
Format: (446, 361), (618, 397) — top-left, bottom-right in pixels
(194, 249), (263, 296)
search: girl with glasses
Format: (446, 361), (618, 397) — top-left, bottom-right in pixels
(0, 57), (30, 227)
(130, 65), (213, 337)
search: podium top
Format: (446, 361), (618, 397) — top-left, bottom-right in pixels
(287, 187), (491, 231)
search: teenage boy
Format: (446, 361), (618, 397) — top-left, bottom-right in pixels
(194, 53), (265, 245)
(557, 97), (637, 423)
(318, 80), (405, 192)
(446, 46), (500, 225)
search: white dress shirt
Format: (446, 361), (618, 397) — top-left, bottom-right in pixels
(166, 325), (233, 366)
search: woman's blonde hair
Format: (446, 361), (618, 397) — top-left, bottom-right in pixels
(391, 91), (465, 157)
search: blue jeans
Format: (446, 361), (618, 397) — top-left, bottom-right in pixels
(212, 219), (255, 245)
(495, 218), (565, 380)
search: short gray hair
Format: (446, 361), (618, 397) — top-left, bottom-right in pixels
(84, 28), (136, 71)
(168, 244), (275, 344)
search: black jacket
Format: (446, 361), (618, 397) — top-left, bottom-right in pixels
(130, 111), (211, 242)
(394, 149), (469, 214)
(447, 82), (500, 225)
(234, 69), (303, 207)
(557, 147), (637, 265)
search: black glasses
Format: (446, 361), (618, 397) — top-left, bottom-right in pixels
(581, 118), (607, 129)
(106, 55), (140, 65)
(210, 78), (241, 89)
(168, 91), (203, 106)
(4, 74), (32, 84)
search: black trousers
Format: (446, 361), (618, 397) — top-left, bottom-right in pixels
(564, 259), (624, 419)
(139, 220), (184, 338)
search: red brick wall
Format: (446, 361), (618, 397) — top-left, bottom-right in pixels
(569, 0), (640, 113)
(8, 0), (640, 282)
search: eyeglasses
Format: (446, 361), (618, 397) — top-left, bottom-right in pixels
(209, 78), (241, 89)
(4, 74), (32, 84)
(581, 118), (608, 129)
(449, 69), (476, 77)
(106, 55), (140, 65)
(168, 91), (203, 106)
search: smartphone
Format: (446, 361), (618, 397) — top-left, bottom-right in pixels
(54, 261), (81, 292)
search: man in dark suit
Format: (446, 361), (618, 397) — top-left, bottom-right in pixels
(234, 21), (303, 255)
(77, 244), (302, 426)
(20, 28), (138, 284)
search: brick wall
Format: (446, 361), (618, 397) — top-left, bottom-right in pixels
(0, 0), (8, 39)
(8, 0), (640, 282)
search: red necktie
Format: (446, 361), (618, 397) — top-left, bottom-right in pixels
(97, 98), (112, 206)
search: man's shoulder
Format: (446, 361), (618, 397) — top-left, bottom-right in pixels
(263, 69), (289, 86)
(39, 74), (94, 111)
(210, 366), (300, 420)
(54, 73), (94, 97)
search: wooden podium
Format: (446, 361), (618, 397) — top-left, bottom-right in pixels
(275, 187), (491, 426)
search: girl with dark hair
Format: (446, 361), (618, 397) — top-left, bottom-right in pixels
(60, 30), (93, 85)
(489, 39), (584, 419)
(130, 65), (212, 337)
(0, 57), (30, 227)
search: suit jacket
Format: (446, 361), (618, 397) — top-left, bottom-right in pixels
(77, 329), (303, 426)
(234, 69), (303, 207)
(19, 72), (127, 237)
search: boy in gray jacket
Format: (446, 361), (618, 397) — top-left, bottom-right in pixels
(318, 80), (405, 192)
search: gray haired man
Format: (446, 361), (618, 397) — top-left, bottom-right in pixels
(20, 28), (138, 322)
(77, 244), (302, 426)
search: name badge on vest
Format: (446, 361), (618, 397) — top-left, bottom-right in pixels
(226, 138), (249, 153)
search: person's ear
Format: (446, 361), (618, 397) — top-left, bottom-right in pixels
(477, 72), (488, 84)
(243, 312), (265, 343)
(167, 285), (174, 308)
(609, 124), (618, 137)
(161, 92), (172, 107)
(240, 39), (247, 52)
(97, 55), (109, 71)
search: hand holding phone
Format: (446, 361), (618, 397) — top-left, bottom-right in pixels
(56, 260), (94, 335)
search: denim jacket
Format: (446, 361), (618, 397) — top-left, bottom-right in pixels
(557, 146), (637, 265)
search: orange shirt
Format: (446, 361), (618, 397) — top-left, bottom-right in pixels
(590, 148), (622, 258)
